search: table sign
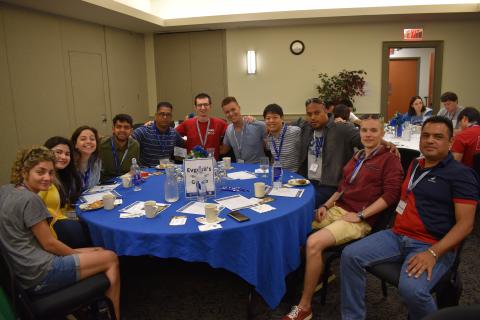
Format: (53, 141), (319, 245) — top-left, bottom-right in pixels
(184, 158), (215, 198)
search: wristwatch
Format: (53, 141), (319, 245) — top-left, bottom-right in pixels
(357, 211), (365, 221)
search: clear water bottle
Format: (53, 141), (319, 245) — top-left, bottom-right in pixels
(196, 177), (207, 202)
(130, 158), (142, 191)
(272, 158), (283, 189)
(164, 167), (179, 202)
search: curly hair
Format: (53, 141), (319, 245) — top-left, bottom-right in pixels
(10, 146), (56, 185)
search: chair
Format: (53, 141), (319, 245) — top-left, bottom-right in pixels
(0, 245), (115, 320)
(399, 148), (420, 173)
(366, 241), (465, 309)
(472, 153), (480, 176)
(317, 204), (397, 305)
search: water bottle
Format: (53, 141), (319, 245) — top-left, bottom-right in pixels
(130, 158), (142, 191)
(164, 167), (179, 202)
(196, 177), (207, 202)
(271, 158), (283, 189)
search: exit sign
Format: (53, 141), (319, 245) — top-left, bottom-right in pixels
(403, 28), (423, 41)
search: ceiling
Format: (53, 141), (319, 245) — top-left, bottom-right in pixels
(1, 0), (479, 33)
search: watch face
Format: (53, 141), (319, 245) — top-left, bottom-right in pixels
(290, 40), (305, 55)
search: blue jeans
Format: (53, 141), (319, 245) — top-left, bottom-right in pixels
(340, 230), (455, 320)
(29, 255), (80, 295)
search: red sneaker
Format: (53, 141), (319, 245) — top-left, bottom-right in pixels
(282, 306), (312, 320)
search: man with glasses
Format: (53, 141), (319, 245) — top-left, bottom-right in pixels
(176, 93), (227, 159)
(99, 113), (140, 182)
(284, 115), (403, 320)
(132, 102), (185, 167)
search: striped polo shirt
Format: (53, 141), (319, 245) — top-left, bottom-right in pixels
(266, 125), (301, 172)
(132, 123), (185, 167)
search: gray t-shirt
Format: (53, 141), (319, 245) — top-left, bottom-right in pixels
(307, 129), (324, 181)
(223, 121), (266, 163)
(437, 106), (464, 129)
(0, 184), (54, 289)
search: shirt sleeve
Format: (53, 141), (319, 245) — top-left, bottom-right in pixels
(131, 127), (143, 142)
(452, 167), (480, 204)
(175, 131), (186, 147)
(451, 133), (467, 154)
(23, 193), (50, 229)
(176, 121), (186, 136)
(223, 129), (231, 147)
(380, 154), (404, 206)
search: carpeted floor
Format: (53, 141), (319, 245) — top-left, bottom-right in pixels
(120, 220), (480, 320)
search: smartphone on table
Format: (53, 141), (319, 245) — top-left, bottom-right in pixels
(228, 211), (250, 222)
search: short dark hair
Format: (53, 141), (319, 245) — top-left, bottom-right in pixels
(305, 97), (324, 107)
(338, 98), (353, 108)
(112, 114), (133, 127)
(458, 107), (480, 124)
(333, 104), (350, 121)
(157, 101), (173, 112)
(221, 96), (238, 107)
(422, 116), (454, 138)
(194, 93), (212, 105)
(263, 104), (284, 118)
(407, 96), (426, 116)
(440, 91), (458, 103)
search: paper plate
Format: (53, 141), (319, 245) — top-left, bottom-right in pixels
(287, 179), (310, 186)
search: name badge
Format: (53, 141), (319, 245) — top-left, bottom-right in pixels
(174, 146), (187, 158)
(309, 163), (319, 172)
(396, 200), (407, 215)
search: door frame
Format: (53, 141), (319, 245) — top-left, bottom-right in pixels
(380, 41), (443, 118)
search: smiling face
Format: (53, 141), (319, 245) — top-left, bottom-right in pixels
(51, 144), (71, 170)
(222, 101), (242, 124)
(195, 97), (211, 122)
(112, 120), (132, 143)
(305, 102), (328, 130)
(23, 161), (55, 193)
(420, 122), (452, 163)
(264, 112), (284, 134)
(359, 118), (384, 150)
(75, 129), (97, 156)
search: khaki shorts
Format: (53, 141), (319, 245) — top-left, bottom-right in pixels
(312, 206), (372, 245)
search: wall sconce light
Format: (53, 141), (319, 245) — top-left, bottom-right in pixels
(247, 50), (256, 74)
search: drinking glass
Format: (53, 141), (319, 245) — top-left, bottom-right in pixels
(260, 157), (269, 178)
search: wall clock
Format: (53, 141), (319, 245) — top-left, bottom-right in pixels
(290, 40), (305, 55)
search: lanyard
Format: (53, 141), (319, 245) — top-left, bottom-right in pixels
(313, 130), (324, 159)
(232, 123), (246, 159)
(196, 119), (211, 147)
(110, 138), (129, 175)
(348, 147), (380, 184)
(270, 125), (288, 161)
(407, 163), (431, 194)
(82, 162), (91, 188)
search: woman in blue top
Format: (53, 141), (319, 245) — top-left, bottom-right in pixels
(71, 126), (102, 190)
(403, 95), (432, 125)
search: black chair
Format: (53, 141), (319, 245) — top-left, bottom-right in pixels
(317, 204), (397, 305)
(366, 242), (465, 309)
(473, 153), (480, 176)
(0, 245), (115, 320)
(423, 304), (480, 320)
(399, 148), (420, 173)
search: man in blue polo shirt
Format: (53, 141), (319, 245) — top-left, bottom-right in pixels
(341, 116), (479, 320)
(132, 102), (185, 167)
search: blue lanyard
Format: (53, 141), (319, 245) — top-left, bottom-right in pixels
(407, 163), (431, 194)
(82, 162), (91, 188)
(313, 131), (324, 159)
(271, 125), (288, 161)
(110, 138), (129, 175)
(348, 147), (380, 184)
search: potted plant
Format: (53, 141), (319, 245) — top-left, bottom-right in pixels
(316, 69), (367, 107)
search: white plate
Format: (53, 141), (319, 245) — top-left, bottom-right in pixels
(287, 179), (310, 186)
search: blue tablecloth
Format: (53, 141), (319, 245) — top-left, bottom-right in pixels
(78, 163), (314, 308)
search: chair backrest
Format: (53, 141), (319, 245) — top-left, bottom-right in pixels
(399, 148), (420, 173)
(473, 153), (480, 176)
(371, 204), (397, 233)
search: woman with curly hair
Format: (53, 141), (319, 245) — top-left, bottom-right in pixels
(403, 96), (432, 125)
(0, 147), (120, 318)
(40, 136), (90, 248)
(71, 126), (102, 190)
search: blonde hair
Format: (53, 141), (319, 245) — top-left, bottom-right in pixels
(10, 146), (56, 185)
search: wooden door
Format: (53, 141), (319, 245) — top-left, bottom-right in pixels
(387, 59), (419, 120)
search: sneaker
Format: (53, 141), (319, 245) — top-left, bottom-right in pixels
(282, 306), (312, 320)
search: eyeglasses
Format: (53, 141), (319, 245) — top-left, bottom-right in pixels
(305, 97), (323, 106)
(157, 112), (172, 118)
(195, 103), (210, 108)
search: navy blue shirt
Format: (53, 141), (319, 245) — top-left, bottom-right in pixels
(132, 123), (184, 167)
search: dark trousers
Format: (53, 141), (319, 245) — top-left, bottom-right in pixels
(311, 181), (337, 209)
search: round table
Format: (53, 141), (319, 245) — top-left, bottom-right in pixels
(78, 163), (315, 308)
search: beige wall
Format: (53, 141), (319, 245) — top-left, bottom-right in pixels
(0, 4), (149, 183)
(226, 19), (480, 116)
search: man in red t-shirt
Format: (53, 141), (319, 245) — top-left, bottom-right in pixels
(451, 107), (480, 168)
(175, 93), (227, 159)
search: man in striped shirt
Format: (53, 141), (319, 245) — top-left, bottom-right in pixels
(132, 102), (185, 167)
